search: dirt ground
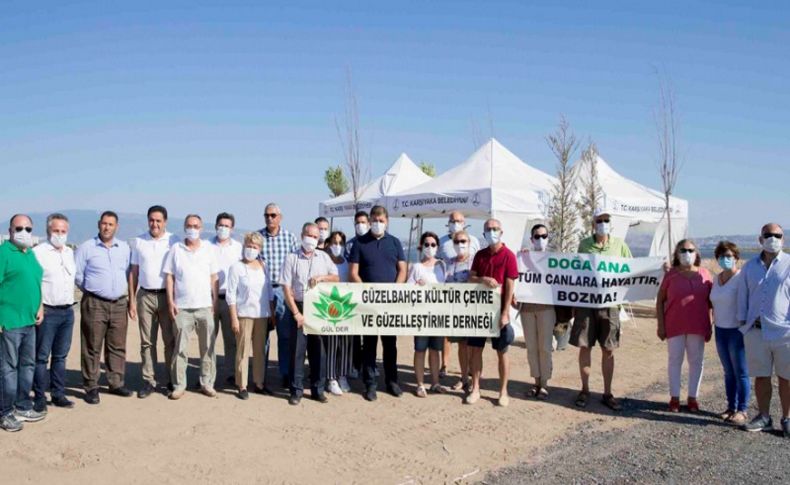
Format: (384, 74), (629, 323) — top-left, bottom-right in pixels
(2, 303), (704, 484)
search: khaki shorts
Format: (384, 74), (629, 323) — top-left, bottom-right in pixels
(744, 327), (790, 379)
(570, 306), (621, 350)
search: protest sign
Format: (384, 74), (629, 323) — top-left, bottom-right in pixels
(515, 252), (664, 308)
(304, 283), (501, 336)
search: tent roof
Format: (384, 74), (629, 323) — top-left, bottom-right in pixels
(571, 153), (688, 220)
(319, 153), (431, 217)
(385, 138), (557, 218)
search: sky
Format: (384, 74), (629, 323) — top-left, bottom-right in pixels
(1, 1), (788, 238)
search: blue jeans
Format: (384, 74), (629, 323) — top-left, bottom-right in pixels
(272, 287), (292, 378)
(0, 325), (36, 416)
(715, 326), (750, 412)
(34, 306), (75, 402)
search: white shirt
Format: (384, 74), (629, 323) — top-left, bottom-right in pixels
(226, 261), (274, 319)
(445, 257), (472, 283)
(163, 241), (218, 309)
(131, 232), (179, 290)
(211, 237), (243, 295)
(407, 260), (446, 284)
(280, 249), (338, 301)
(33, 241), (76, 306)
(711, 271), (742, 329)
(438, 233), (481, 263)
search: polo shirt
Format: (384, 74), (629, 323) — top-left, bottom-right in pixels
(577, 235), (632, 257)
(349, 232), (405, 283)
(131, 232), (179, 290)
(280, 249), (338, 301)
(211, 237), (243, 295)
(33, 241), (75, 306)
(0, 241), (43, 329)
(163, 240), (219, 309)
(471, 243), (518, 291)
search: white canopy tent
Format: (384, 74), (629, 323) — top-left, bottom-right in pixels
(318, 153), (432, 218)
(570, 153), (689, 258)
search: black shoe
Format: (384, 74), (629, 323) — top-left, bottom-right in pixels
(253, 385), (273, 396)
(364, 387), (377, 402)
(782, 418), (790, 439)
(33, 400), (48, 415)
(386, 382), (403, 397)
(137, 382), (155, 399)
(109, 386), (133, 398)
(281, 376), (290, 390)
(288, 394), (302, 406)
(84, 389), (100, 405)
(226, 375), (236, 386)
(166, 382), (175, 392)
(311, 392), (329, 403)
(237, 389), (250, 400)
(51, 396), (75, 408)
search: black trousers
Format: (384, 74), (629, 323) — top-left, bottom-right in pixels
(288, 302), (325, 397)
(362, 335), (398, 390)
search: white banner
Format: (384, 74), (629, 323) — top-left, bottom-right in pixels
(304, 283), (501, 336)
(515, 252), (665, 308)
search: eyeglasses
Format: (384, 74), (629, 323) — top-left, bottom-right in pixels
(763, 233), (783, 239)
(454, 239), (468, 244)
(14, 226), (33, 233)
(679, 248), (696, 254)
(424, 243), (438, 248)
(533, 234), (548, 240)
(484, 228), (501, 233)
(264, 213), (279, 219)
(595, 218), (611, 224)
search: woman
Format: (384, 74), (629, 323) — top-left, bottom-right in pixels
(408, 231), (447, 397)
(227, 232), (275, 400)
(324, 230), (353, 396)
(656, 239), (713, 412)
(446, 229), (473, 393)
(519, 224), (555, 400)
(710, 240), (749, 424)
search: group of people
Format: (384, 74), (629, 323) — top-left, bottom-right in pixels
(0, 205), (788, 440)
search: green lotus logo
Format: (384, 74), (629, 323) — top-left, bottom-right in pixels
(312, 286), (357, 325)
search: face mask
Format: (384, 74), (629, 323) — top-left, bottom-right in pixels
(329, 244), (344, 258)
(13, 231), (33, 248)
(370, 222), (386, 236)
(319, 229), (330, 242)
(243, 247), (259, 261)
(448, 222), (464, 235)
(484, 229), (501, 245)
(454, 242), (468, 255)
(355, 223), (369, 237)
(216, 226), (231, 241)
(679, 252), (695, 267)
(595, 222), (611, 236)
(302, 236), (318, 252)
(763, 237), (783, 254)
(422, 246), (437, 259)
(50, 233), (68, 248)
(718, 256), (735, 271)
(532, 237), (548, 252)
(185, 228), (201, 241)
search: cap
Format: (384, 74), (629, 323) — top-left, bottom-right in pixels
(593, 207), (611, 219)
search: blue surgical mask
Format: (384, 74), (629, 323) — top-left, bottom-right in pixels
(718, 256), (735, 271)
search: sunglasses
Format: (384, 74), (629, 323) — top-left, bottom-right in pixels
(454, 239), (468, 244)
(533, 234), (548, 239)
(264, 213), (279, 219)
(679, 248), (696, 254)
(595, 218), (611, 224)
(14, 226), (33, 233)
(424, 243), (438, 248)
(763, 233), (783, 239)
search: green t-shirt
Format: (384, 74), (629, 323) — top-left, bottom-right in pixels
(577, 235), (632, 258)
(0, 241), (43, 330)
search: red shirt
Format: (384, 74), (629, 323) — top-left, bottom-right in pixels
(471, 243), (518, 293)
(659, 267), (713, 339)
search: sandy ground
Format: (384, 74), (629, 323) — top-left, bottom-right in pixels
(2, 303), (702, 484)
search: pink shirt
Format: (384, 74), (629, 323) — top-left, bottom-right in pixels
(660, 267), (713, 339)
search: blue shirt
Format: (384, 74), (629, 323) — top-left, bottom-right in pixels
(75, 236), (131, 300)
(349, 232), (405, 283)
(737, 251), (790, 341)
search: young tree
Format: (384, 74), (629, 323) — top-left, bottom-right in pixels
(655, 70), (682, 257)
(419, 162), (436, 177)
(324, 165), (349, 197)
(335, 70), (369, 210)
(576, 141), (603, 233)
(546, 116), (581, 251)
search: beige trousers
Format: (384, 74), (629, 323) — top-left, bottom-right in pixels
(235, 317), (267, 389)
(520, 305), (555, 387)
(137, 290), (174, 386)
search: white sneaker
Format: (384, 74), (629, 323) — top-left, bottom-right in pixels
(338, 376), (351, 392)
(327, 379), (343, 396)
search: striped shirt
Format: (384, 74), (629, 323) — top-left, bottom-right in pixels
(259, 226), (298, 284)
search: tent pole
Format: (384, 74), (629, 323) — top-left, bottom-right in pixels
(330, 217), (334, 232)
(406, 217), (415, 272)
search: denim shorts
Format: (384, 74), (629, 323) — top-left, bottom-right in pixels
(414, 336), (444, 352)
(467, 323), (515, 352)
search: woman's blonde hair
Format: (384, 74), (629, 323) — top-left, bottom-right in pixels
(244, 231), (264, 247)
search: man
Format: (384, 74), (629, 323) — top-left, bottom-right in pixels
(32, 213), (76, 413)
(128, 205), (179, 398)
(280, 222), (339, 404)
(438, 211), (481, 262)
(0, 215), (44, 432)
(315, 217), (331, 250)
(570, 208), (631, 411)
(164, 215), (219, 400)
(211, 212), (242, 387)
(737, 223), (790, 438)
(349, 205), (407, 401)
(345, 210), (369, 259)
(75, 211), (132, 405)
(466, 218), (517, 407)
(259, 203), (298, 387)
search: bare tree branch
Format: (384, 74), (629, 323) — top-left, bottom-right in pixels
(654, 68), (683, 256)
(576, 140), (603, 233)
(546, 115), (581, 251)
(335, 69), (369, 211)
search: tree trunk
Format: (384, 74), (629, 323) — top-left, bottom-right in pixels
(665, 195), (673, 258)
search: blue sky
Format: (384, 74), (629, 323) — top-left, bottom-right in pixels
(1, 1), (788, 237)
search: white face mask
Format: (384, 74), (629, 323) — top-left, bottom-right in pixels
(422, 245), (437, 259)
(329, 244), (344, 258)
(448, 221), (464, 235)
(216, 226), (231, 241)
(595, 222), (611, 236)
(532, 236), (549, 252)
(50, 233), (68, 248)
(355, 223), (369, 237)
(763, 236), (783, 254)
(302, 236), (318, 252)
(318, 229), (330, 242)
(185, 228), (201, 241)
(243, 247), (259, 261)
(13, 230), (33, 248)
(484, 229), (501, 245)
(679, 251), (695, 267)
(370, 221), (386, 236)
(454, 242), (468, 255)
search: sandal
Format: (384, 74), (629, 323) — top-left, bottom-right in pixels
(527, 386), (540, 398)
(430, 383), (447, 394)
(602, 393), (623, 411)
(575, 391), (589, 408)
(451, 380), (466, 392)
(719, 409), (735, 421)
(415, 385), (427, 398)
(536, 387), (549, 401)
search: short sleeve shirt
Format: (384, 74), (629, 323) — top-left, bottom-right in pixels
(349, 232), (405, 283)
(577, 235), (632, 257)
(280, 249), (338, 301)
(659, 267), (713, 338)
(0, 241), (43, 329)
(163, 241), (219, 309)
(131, 232), (179, 290)
(471, 244), (518, 292)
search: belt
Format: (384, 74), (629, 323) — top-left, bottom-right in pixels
(218, 293), (226, 300)
(272, 283), (281, 288)
(141, 287), (166, 294)
(84, 291), (127, 304)
(44, 304), (74, 310)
